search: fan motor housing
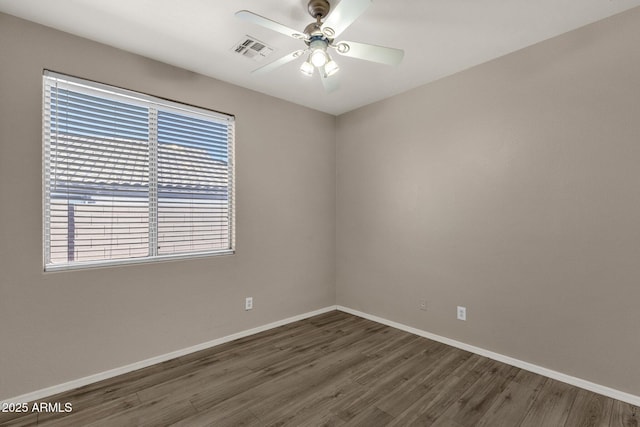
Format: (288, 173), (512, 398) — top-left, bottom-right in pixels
(307, 0), (330, 19)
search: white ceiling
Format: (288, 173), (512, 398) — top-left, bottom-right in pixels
(1, 0), (640, 115)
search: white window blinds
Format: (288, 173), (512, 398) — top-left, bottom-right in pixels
(43, 71), (235, 271)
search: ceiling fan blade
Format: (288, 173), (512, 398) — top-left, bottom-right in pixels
(235, 10), (306, 40)
(320, 74), (339, 93)
(322, 0), (371, 38)
(252, 50), (305, 75)
(334, 41), (404, 66)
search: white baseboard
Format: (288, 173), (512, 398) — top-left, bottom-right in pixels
(1, 305), (338, 405)
(337, 305), (640, 407)
(5, 304), (638, 408)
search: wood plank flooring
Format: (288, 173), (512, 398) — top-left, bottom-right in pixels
(1, 310), (637, 426)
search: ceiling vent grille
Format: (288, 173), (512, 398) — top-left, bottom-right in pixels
(231, 36), (275, 61)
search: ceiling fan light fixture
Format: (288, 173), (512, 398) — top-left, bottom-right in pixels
(324, 59), (339, 76)
(300, 59), (314, 76)
(237, 0), (405, 92)
(310, 48), (329, 67)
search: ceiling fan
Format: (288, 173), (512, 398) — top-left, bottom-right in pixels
(236, 0), (404, 91)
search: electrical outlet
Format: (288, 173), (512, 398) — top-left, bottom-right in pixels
(457, 306), (466, 321)
(245, 297), (253, 311)
(419, 300), (427, 311)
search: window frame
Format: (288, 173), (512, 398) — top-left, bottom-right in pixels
(42, 71), (235, 272)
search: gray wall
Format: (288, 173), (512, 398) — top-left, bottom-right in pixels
(0, 13), (335, 400)
(336, 7), (640, 395)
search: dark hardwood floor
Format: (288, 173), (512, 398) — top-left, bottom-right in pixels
(1, 310), (637, 426)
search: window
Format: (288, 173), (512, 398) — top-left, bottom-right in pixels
(43, 71), (235, 271)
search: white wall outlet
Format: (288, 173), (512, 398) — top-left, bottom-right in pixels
(245, 297), (253, 311)
(457, 306), (466, 321)
(419, 300), (427, 311)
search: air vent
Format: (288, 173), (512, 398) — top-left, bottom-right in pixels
(231, 36), (275, 61)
